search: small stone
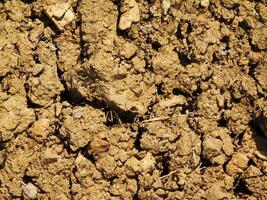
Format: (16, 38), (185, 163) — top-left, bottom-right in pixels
(120, 42), (138, 59)
(200, 0), (210, 7)
(162, 0), (171, 15)
(44, 3), (76, 31)
(226, 153), (249, 176)
(87, 138), (110, 154)
(43, 148), (58, 164)
(159, 95), (186, 108)
(118, 0), (140, 30)
(203, 137), (222, 159)
(140, 152), (155, 172)
(72, 107), (83, 119)
(23, 183), (38, 199)
(28, 118), (51, 143)
(216, 95), (224, 108)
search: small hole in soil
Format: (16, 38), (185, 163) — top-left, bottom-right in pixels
(221, 35), (230, 50)
(239, 20), (250, 30)
(186, 23), (192, 33)
(33, 54), (41, 64)
(248, 61), (259, 78)
(234, 179), (253, 196)
(247, 158), (257, 166)
(22, 175), (33, 184)
(192, 85), (202, 97)
(134, 127), (146, 151)
(200, 158), (212, 168)
(156, 83), (165, 95)
(218, 115), (227, 127)
(161, 155), (170, 176)
(200, 158), (212, 172)
(78, 44), (90, 62)
(151, 41), (162, 51)
(178, 52), (191, 67)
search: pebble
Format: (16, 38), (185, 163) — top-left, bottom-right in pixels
(162, 0), (171, 15)
(159, 95), (186, 108)
(23, 183), (38, 199)
(118, 0), (140, 30)
(200, 0), (210, 7)
(88, 138), (110, 154)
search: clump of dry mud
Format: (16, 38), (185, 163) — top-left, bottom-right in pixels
(0, 0), (267, 199)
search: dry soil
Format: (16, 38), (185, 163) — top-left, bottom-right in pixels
(0, 0), (267, 199)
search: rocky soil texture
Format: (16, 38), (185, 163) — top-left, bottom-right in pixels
(0, 0), (267, 199)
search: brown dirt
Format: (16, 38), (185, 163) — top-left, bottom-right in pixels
(0, 0), (267, 199)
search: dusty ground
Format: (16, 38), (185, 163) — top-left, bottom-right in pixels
(0, 0), (267, 199)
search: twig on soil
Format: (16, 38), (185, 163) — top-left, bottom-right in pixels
(142, 116), (171, 123)
(160, 169), (179, 180)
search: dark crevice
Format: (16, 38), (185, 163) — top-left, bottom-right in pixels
(33, 54), (41, 64)
(39, 11), (61, 34)
(234, 179), (253, 196)
(0, 141), (7, 151)
(24, 83), (43, 109)
(151, 41), (162, 51)
(218, 113), (228, 127)
(114, 1), (130, 38)
(22, 175), (33, 184)
(178, 52), (191, 66)
(146, 0), (156, 4)
(239, 20), (250, 31)
(83, 152), (96, 164)
(237, 131), (245, 145)
(60, 86), (86, 106)
(192, 84), (203, 97)
(0, 151), (6, 169)
(21, 0), (35, 4)
(221, 35), (230, 50)
(54, 128), (84, 158)
(248, 61), (260, 87)
(69, 171), (74, 200)
(248, 38), (261, 52)
(160, 154), (171, 177)
(134, 127), (146, 151)
(222, 156), (231, 173)
(176, 24), (183, 39)
(248, 61), (259, 77)
(156, 82), (165, 95)
(77, 9), (91, 63)
(247, 158), (256, 167)
(249, 119), (265, 138)
(181, 97), (197, 114)
(199, 158), (212, 172)
(211, 53), (219, 64)
(186, 22), (192, 34)
(172, 88), (191, 97)
(108, 176), (118, 184)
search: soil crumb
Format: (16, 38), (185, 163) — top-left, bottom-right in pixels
(0, 0), (267, 199)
